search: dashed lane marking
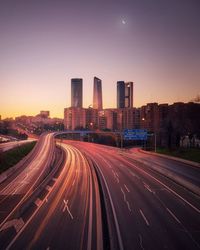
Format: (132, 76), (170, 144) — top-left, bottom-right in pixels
(139, 209), (150, 226)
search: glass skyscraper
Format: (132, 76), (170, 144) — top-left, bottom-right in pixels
(71, 78), (83, 108)
(93, 77), (103, 110)
(117, 81), (134, 108)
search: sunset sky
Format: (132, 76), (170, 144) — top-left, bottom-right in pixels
(1, 0), (200, 119)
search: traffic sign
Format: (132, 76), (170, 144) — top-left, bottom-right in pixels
(123, 129), (147, 140)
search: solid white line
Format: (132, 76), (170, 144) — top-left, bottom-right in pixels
(94, 159), (124, 250)
(139, 209), (150, 226)
(124, 184), (130, 193)
(87, 166), (93, 250)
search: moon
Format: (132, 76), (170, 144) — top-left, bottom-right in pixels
(122, 19), (126, 25)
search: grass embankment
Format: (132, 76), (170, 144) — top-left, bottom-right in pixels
(0, 141), (36, 174)
(156, 148), (200, 163)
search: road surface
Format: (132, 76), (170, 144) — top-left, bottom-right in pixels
(66, 140), (200, 250)
(7, 143), (103, 250)
(0, 133), (57, 248)
(1, 137), (200, 250)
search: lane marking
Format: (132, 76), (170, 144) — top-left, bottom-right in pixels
(120, 188), (126, 202)
(121, 187), (132, 212)
(124, 184), (130, 193)
(166, 208), (181, 224)
(138, 234), (145, 250)
(143, 182), (154, 193)
(139, 209), (150, 226)
(124, 158), (200, 214)
(112, 169), (120, 183)
(0, 218), (24, 233)
(93, 159), (124, 250)
(63, 199), (74, 219)
(126, 201), (132, 212)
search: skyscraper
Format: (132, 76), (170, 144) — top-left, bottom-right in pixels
(117, 81), (125, 108)
(117, 81), (134, 108)
(125, 82), (134, 108)
(71, 78), (83, 108)
(93, 77), (103, 109)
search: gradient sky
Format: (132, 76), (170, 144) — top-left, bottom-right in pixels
(1, 0), (200, 119)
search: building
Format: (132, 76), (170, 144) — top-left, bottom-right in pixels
(64, 107), (86, 130)
(93, 77), (103, 110)
(117, 81), (125, 108)
(39, 111), (50, 118)
(117, 81), (134, 108)
(115, 108), (136, 130)
(71, 78), (83, 108)
(140, 103), (159, 132)
(98, 109), (118, 131)
(86, 108), (98, 130)
(125, 82), (134, 108)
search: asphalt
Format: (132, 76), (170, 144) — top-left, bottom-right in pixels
(8, 143), (103, 250)
(1, 138), (200, 250)
(67, 141), (200, 250)
(0, 133), (56, 248)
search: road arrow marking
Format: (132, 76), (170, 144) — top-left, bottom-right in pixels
(0, 218), (24, 233)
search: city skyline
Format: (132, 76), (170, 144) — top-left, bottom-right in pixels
(1, 0), (200, 119)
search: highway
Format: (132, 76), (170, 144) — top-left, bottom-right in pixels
(6, 143), (103, 250)
(0, 133), (57, 248)
(0, 135), (200, 249)
(65, 140), (200, 250)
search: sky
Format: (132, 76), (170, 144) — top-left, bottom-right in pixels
(0, 0), (200, 119)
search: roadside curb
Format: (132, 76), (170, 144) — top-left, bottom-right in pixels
(138, 149), (200, 168)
